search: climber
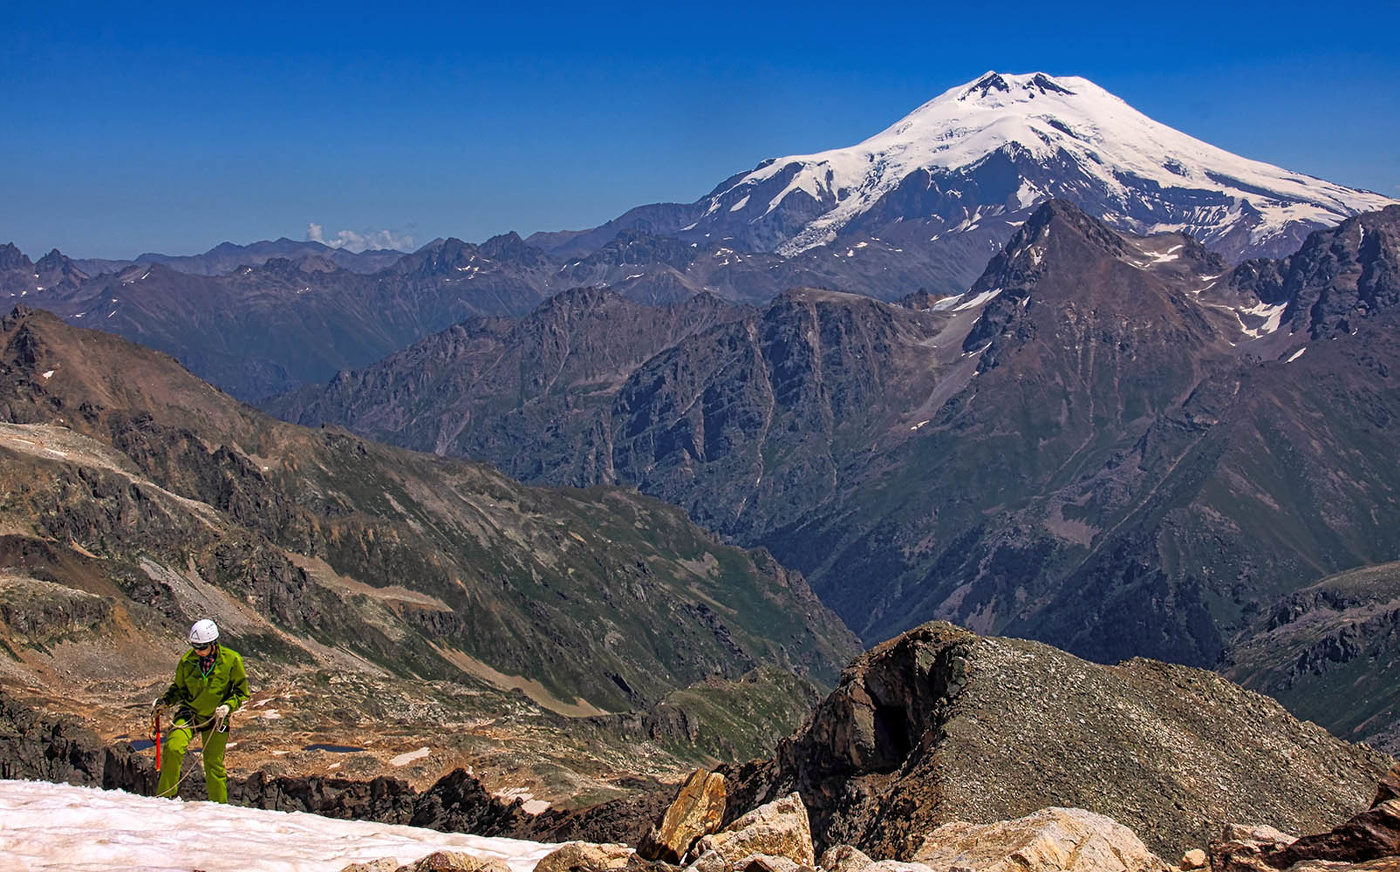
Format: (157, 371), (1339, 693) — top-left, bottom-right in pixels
(153, 619), (250, 802)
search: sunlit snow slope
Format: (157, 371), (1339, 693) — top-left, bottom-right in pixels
(685, 72), (1394, 261)
(0, 779), (557, 872)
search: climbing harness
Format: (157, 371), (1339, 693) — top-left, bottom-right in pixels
(150, 706), (231, 795)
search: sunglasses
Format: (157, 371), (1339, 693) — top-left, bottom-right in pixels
(192, 643), (214, 652)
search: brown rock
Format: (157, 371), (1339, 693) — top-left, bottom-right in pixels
(909, 807), (1171, 872)
(733, 854), (808, 872)
(534, 842), (633, 872)
(683, 850), (729, 872)
(1208, 827), (1295, 872)
(696, 793), (815, 867)
(1264, 797), (1400, 867)
(339, 861), (399, 872)
(819, 845), (876, 872)
(406, 852), (512, 872)
(1181, 850), (1207, 870)
(639, 769), (729, 864)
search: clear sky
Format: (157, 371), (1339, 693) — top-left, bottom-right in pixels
(4, 0), (1398, 259)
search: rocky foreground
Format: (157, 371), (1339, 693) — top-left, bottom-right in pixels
(340, 760), (1400, 872)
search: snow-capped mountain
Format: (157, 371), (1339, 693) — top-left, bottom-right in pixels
(532, 72), (1395, 271)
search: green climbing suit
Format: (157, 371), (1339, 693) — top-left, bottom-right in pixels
(156, 643), (249, 802)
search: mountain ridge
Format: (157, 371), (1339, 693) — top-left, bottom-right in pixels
(270, 203), (1400, 751)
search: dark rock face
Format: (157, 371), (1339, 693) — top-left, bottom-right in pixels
(0, 691), (154, 794)
(723, 623), (1392, 862)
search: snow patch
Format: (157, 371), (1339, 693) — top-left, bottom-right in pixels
(954, 287), (1003, 311)
(1286, 347), (1307, 363)
(390, 747), (431, 767)
(0, 779), (558, 872)
(1237, 302), (1288, 338)
(41, 370), (54, 380)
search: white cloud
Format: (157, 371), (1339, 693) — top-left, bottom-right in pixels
(307, 223), (414, 253)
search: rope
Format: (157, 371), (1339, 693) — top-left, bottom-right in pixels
(150, 706), (231, 796)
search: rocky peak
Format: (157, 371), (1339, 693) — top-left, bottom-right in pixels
(479, 230), (548, 267)
(728, 622), (1390, 860)
(960, 71), (1077, 104)
(959, 200), (1196, 362)
(0, 242), (32, 272)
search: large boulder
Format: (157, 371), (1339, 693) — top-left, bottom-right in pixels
(638, 769), (729, 863)
(909, 807), (1170, 872)
(535, 842), (633, 872)
(695, 793), (815, 867)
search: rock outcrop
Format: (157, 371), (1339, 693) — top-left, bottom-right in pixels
(638, 769), (728, 863)
(534, 842), (633, 872)
(694, 793), (816, 867)
(722, 623), (1392, 860)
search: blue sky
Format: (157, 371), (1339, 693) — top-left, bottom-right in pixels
(4, 1), (1398, 259)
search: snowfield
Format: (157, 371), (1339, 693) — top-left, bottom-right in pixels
(0, 779), (558, 872)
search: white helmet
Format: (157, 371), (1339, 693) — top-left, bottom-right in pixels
(189, 619), (220, 646)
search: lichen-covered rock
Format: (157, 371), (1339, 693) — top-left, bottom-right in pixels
(639, 769), (728, 863)
(534, 842), (633, 872)
(909, 807), (1170, 872)
(338, 860), (398, 872)
(819, 845), (875, 872)
(732, 853), (808, 872)
(406, 851), (512, 872)
(696, 793), (814, 867)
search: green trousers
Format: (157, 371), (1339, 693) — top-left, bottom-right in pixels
(156, 718), (229, 803)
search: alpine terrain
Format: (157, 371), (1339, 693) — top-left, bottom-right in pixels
(274, 201), (1400, 750)
(0, 304), (859, 806)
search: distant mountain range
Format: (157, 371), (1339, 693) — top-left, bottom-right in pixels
(0, 234), (555, 399)
(271, 201), (1400, 752)
(4, 71), (1393, 404)
(71, 237), (409, 277)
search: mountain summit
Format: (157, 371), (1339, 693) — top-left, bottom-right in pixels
(533, 72), (1394, 289)
(699, 71), (1394, 258)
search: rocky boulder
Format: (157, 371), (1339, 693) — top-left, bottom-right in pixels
(535, 842), (633, 872)
(694, 793), (815, 867)
(340, 853), (512, 872)
(639, 769), (729, 863)
(908, 808), (1170, 872)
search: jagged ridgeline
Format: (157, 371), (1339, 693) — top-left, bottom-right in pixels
(271, 203), (1400, 699)
(0, 306), (858, 715)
